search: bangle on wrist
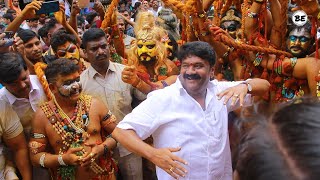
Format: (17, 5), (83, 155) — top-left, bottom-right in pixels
(40, 153), (46, 168)
(58, 154), (67, 166)
(247, 11), (258, 18)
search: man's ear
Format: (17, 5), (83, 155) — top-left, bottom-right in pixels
(49, 83), (57, 94)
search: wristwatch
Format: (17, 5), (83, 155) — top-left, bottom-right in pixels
(240, 81), (252, 93)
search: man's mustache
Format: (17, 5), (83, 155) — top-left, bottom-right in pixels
(183, 73), (201, 80)
(96, 54), (108, 60)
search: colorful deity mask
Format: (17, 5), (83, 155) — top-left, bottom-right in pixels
(137, 39), (157, 61)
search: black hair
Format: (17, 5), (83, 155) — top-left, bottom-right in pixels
(236, 98), (320, 180)
(47, 18), (58, 32)
(45, 58), (79, 84)
(17, 29), (39, 43)
(77, 15), (85, 27)
(177, 41), (216, 67)
(167, 33), (178, 60)
(38, 25), (48, 39)
(6, 9), (16, 14)
(2, 13), (14, 22)
(0, 52), (27, 83)
(287, 21), (312, 37)
(50, 29), (77, 53)
(86, 11), (98, 25)
(82, 28), (106, 49)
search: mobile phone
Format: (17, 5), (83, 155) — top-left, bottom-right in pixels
(36, 1), (60, 15)
(1, 31), (14, 47)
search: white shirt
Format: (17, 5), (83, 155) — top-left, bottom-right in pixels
(117, 78), (252, 180)
(0, 75), (47, 134)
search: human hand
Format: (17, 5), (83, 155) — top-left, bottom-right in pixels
(93, 1), (105, 17)
(12, 36), (24, 55)
(150, 147), (188, 179)
(122, 65), (140, 85)
(80, 142), (104, 167)
(71, 1), (80, 16)
(209, 25), (232, 41)
(54, 3), (67, 25)
(63, 147), (84, 166)
(21, 1), (42, 19)
(217, 83), (248, 106)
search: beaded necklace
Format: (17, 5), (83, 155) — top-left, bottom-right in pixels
(41, 94), (116, 179)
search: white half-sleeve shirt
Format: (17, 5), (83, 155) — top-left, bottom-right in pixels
(118, 78), (252, 180)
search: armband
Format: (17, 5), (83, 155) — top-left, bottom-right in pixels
(58, 155), (67, 166)
(39, 153), (46, 168)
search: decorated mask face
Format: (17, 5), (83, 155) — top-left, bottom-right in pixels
(287, 28), (312, 58)
(56, 42), (80, 64)
(220, 21), (239, 39)
(137, 39), (157, 61)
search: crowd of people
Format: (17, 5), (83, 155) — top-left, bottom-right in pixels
(0, 0), (319, 180)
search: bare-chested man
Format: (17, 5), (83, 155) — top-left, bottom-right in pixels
(29, 58), (117, 180)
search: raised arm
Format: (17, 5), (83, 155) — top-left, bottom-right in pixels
(6, 1), (42, 33)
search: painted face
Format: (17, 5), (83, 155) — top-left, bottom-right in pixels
(287, 28), (312, 58)
(137, 39), (157, 61)
(56, 42), (80, 64)
(179, 56), (212, 96)
(220, 21), (239, 39)
(2, 69), (31, 99)
(57, 74), (82, 100)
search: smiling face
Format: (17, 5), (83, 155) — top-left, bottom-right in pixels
(287, 28), (312, 58)
(137, 39), (157, 61)
(179, 55), (213, 97)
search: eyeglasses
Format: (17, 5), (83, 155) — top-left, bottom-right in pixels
(289, 35), (310, 43)
(57, 43), (77, 57)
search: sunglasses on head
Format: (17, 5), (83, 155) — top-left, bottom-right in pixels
(57, 43), (77, 57)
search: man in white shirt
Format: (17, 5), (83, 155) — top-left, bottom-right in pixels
(112, 41), (270, 180)
(0, 52), (49, 179)
(0, 52), (47, 134)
